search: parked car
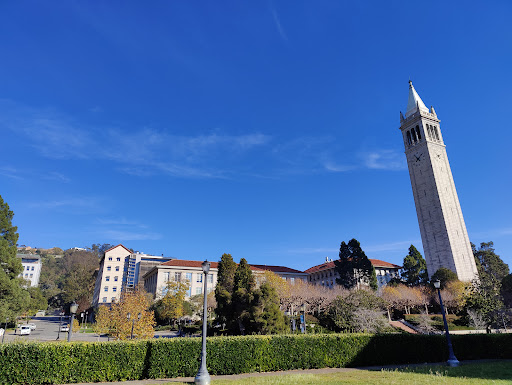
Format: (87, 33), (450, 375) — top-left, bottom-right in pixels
(18, 325), (31, 335)
(27, 323), (37, 330)
(60, 324), (69, 332)
(0, 328), (4, 336)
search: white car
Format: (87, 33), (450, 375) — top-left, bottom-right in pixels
(0, 328), (4, 336)
(27, 323), (36, 330)
(18, 325), (31, 335)
(60, 324), (70, 332)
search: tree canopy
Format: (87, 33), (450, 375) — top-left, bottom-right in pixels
(334, 239), (377, 290)
(431, 267), (458, 289)
(0, 195), (30, 322)
(401, 245), (428, 286)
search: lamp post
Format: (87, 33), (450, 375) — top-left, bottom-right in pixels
(127, 312), (142, 339)
(67, 301), (79, 342)
(195, 260), (211, 385)
(433, 280), (459, 367)
(56, 311), (64, 340)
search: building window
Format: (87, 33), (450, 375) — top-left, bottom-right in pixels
(114, 276), (118, 281)
(31, 266), (34, 271)
(107, 266), (111, 271)
(164, 272), (170, 282)
(108, 257), (112, 261)
(104, 286), (108, 292)
(102, 297), (107, 303)
(196, 287), (202, 295)
(26, 266), (30, 271)
(207, 287), (212, 294)
(290, 277), (295, 284)
(115, 266), (120, 271)
(187, 288), (192, 297)
(415, 125), (421, 140)
(197, 273), (202, 283)
(207, 274), (213, 284)
(117, 257), (121, 261)
(186, 273), (192, 282)
(175, 272), (182, 281)
(406, 131), (412, 145)
(111, 297), (116, 302)
(113, 287), (117, 292)
(25, 274), (28, 277)
(29, 274), (33, 278)
(106, 276), (110, 282)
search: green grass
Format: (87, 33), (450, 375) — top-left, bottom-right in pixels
(156, 361), (512, 385)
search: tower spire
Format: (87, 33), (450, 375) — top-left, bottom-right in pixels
(405, 81), (428, 118)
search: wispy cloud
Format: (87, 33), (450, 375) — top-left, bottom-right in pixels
(270, 5), (288, 42)
(362, 150), (407, 170)
(364, 240), (419, 253)
(1, 100), (408, 179)
(283, 247), (337, 255)
(0, 166), (24, 180)
(41, 172), (71, 183)
(102, 230), (162, 241)
(471, 227), (512, 239)
(27, 197), (100, 210)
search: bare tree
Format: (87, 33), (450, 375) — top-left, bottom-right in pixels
(353, 309), (387, 333)
(467, 309), (487, 330)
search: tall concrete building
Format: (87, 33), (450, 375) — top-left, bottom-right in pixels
(399, 81), (478, 282)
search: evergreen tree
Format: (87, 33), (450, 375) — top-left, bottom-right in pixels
(473, 242), (509, 285)
(334, 238), (377, 290)
(431, 267), (458, 289)
(401, 245), (428, 286)
(252, 283), (287, 334)
(0, 195), (30, 322)
(214, 253), (237, 330)
(232, 258), (256, 334)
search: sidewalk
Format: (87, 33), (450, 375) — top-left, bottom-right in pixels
(66, 359), (509, 385)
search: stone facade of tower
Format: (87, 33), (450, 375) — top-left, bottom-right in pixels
(399, 82), (478, 282)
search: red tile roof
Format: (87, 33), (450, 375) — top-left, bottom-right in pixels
(249, 264), (306, 274)
(305, 259), (401, 273)
(160, 259), (219, 269)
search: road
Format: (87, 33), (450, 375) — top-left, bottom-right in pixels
(1, 316), (179, 343)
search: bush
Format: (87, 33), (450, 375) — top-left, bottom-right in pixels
(1, 334), (512, 384)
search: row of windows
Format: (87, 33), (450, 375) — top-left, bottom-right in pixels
(106, 266), (120, 272)
(102, 297), (116, 303)
(25, 266), (35, 271)
(104, 286), (118, 292)
(163, 272), (214, 284)
(426, 124), (440, 141)
(105, 276), (119, 282)
(107, 256), (122, 262)
(24, 273), (34, 278)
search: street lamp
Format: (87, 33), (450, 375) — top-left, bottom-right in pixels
(195, 260), (211, 385)
(433, 280), (459, 367)
(67, 301), (79, 342)
(127, 312), (142, 339)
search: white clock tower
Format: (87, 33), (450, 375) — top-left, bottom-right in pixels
(399, 81), (478, 282)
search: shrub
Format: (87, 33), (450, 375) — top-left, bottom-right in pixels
(1, 334), (512, 384)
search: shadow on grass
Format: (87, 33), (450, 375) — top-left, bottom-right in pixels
(368, 360), (512, 382)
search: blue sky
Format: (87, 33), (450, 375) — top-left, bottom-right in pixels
(1, 1), (511, 272)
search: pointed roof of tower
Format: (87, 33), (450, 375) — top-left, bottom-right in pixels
(405, 80), (429, 118)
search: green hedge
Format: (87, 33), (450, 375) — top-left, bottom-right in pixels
(1, 334), (512, 384)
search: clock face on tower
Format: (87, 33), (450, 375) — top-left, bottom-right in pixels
(413, 153), (422, 166)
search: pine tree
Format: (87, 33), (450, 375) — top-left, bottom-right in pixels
(252, 283), (287, 334)
(232, 258), (256, 334)
(0, 195), (30, 322)
(401, 245), (428, 286)
(335, 238), (377, 290)
(214, 253), (237, 330)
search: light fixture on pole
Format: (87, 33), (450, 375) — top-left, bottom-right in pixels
(195, 260), (211, 385)
(67, 301), (79, 342)
(433, 279), (459, 367)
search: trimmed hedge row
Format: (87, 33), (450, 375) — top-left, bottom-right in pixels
(1, 333), (512, 384)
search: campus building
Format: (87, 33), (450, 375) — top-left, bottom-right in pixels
(92, 244), (172, 306)
(16, 254), (42, 287)
(305, 257), (401, 289)
(143, 259), (308, 300)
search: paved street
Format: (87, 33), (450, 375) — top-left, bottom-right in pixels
(2, 316), (179, 343)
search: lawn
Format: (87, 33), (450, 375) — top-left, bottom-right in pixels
(158, 361), (512, 385)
